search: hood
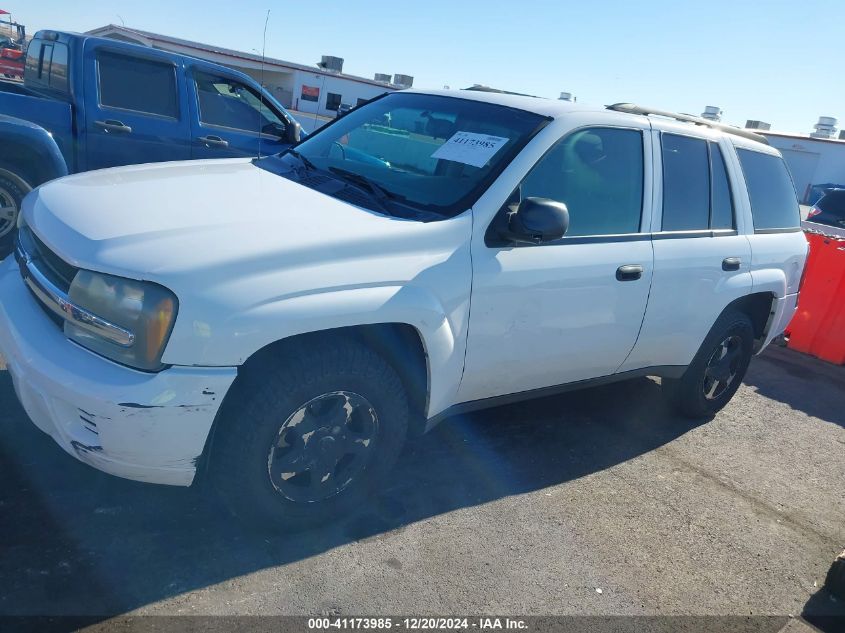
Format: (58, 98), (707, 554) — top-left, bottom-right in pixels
(24, 158), (433, 280)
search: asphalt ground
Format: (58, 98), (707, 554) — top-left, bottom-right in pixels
(1, 345), (844, 631)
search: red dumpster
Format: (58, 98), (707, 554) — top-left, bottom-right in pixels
(786, 230), (845, 364)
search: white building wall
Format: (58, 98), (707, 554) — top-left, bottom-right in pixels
(291, 71), (392, 115)
(764, 134), (845, 202)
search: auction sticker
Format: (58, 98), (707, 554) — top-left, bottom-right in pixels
(431, 131), (509, 168)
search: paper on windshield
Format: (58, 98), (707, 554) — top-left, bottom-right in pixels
(430, 131), (510, 168)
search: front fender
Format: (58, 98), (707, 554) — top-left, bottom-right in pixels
(0, 114), (69, 183)
(166, 284), (468, 418)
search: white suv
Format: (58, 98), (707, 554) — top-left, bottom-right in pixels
(0, 90), (807, 527)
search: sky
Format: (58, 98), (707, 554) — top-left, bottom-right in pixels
(3, 0), (842, 134)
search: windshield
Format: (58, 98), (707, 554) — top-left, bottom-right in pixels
(255, 92), (548, 219)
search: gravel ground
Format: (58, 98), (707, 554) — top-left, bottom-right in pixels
(0, 346), (843, 628)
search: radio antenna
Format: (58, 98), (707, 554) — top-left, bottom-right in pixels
(257, 9), (270, 158)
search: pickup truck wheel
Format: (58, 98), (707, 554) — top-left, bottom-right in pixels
(209, 337), (410, 530)
(664, 309), (754, 419)
(0, 168), (32, 257)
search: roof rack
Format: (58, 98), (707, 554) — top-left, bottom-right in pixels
(606, 103), (769, 145)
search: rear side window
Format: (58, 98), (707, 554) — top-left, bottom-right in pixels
(24, 39), (42, 80)
(709, 143), (734, 229)
(518, 127), (644, 236)
(736, 149), (800, 231)
(49, 43), (69, 93)
(97, 51), (178, 118)
(662, 134), (710, 230)
(23, 40), (69, 95)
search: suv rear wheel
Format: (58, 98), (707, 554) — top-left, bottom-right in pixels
(209, 336), (410, 530)
(665, 309), (755, 418)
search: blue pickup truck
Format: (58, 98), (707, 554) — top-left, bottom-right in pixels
(0, 30), (302, 255)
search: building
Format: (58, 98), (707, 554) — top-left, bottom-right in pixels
(702, 106), (845, 204)
(759, 131), (845, 204)
(86, 24), (412, 118)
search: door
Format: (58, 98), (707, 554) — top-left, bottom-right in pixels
(619, 133), (752, 372)
(187, 67), (292, 158)
(458, 125), (655, 403)
(83, 44), (190, 170)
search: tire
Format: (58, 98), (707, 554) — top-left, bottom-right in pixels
(208, 335), (411, 530)
(0, 167), (33, 259)
(664, 309), (755, 419)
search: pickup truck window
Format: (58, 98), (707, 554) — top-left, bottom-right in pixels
(24, 39), (41, 80)
(517, 127), (644, 236)
(662, 134), (710, 231)
(23, 39), (69, 94)
(258, 92), (547, 218)
(194, 71), (285, 133)
(97, 51), (178, 118)
(736, 149), (800, 231)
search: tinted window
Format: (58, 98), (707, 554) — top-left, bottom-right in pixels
(816, 190), (845, 216)
(710, 143), (734, 229)
(24, 39), (42, 82)
(737, 149), (800, 230)
(519, 127), (644, 236)
(48, 43), (69, 93)
(662, 134), (710, 231)
(195, 72), (284, 133)
(97, 51), (178, 118)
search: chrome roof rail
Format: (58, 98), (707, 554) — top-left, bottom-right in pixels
(606, 103), (770, 145)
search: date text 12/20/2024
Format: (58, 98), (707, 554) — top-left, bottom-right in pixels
(307, 618), (528, 630)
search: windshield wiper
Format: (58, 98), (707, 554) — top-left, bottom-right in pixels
(287, 149), (318, 171)
(327, 167), (403, 205)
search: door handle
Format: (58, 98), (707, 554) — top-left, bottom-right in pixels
(722, 257), (741, 271)
(196, 135), (229, 148)
(94, 119), (132, 134)
(616, 264), (644, 281)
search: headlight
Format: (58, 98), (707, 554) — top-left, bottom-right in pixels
(64, 270), (178, 371)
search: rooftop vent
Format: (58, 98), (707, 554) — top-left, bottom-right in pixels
(701, 106), (722, 122)
(393, 74), (414, 88)
(811, 116), (838, 139)
(559, 92), (575, 102)
(745, 120), (771, 131)
(374, 73), (392, 83)
(319, 55), (344, 73)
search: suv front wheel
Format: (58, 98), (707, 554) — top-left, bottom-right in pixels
(665, 309), (755, 418)
(209, 336), (410, 530)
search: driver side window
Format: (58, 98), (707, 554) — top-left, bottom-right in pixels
(194, 71), (285, 134)
(519, 127), (644, 236)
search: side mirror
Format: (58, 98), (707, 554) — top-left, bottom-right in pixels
(501, 197), (569, 244)
(285, 121), (302, 144)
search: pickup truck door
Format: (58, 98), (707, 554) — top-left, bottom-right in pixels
(186, 65), (293, 158)
(82, 43), (190, 170)
(458, 119), (655, 404)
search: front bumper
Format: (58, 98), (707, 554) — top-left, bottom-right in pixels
(0, 256), (237, 486)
